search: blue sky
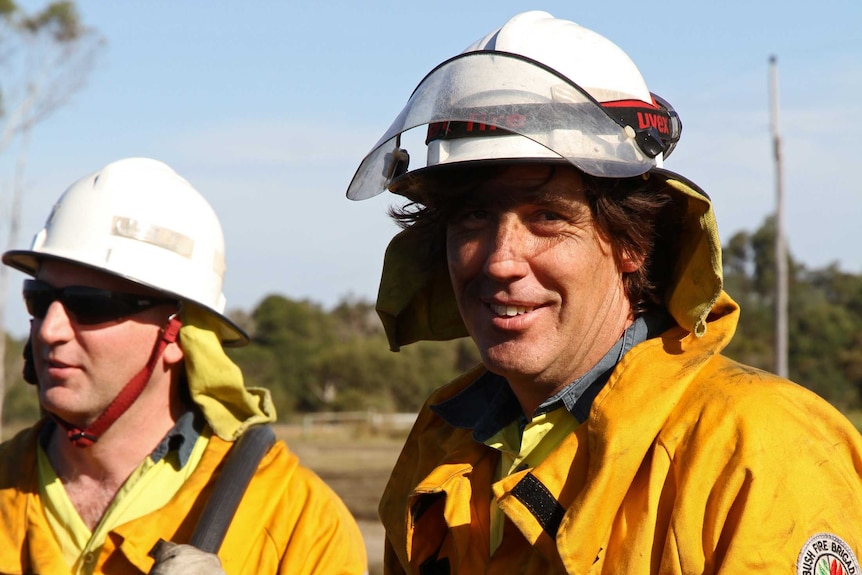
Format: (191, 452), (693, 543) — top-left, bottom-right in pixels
(2, 0), (861, 336)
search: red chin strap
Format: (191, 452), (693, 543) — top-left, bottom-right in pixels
(55, 315), (183, 448)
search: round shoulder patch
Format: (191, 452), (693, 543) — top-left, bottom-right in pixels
(797, 533), (859, 575)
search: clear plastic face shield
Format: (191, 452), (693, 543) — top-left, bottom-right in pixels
(346, 51), (677, 201)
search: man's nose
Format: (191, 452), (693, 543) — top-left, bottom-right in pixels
(484, 215), (531, 281)
(36, 300), (75, 343)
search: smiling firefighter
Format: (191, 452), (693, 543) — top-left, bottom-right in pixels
(346, 10), (862, 575)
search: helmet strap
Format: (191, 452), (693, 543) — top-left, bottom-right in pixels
(54, 314), (183, 448)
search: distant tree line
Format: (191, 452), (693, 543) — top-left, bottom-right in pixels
(3, 216), (861, 425)
(225, 296), (480, 416)
(723, 216), (862, 410)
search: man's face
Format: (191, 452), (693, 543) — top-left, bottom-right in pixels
(446, 165), (640, 398)
(30, 260), (176, 427)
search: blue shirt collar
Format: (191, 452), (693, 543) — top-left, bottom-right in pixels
(150, 409), (204, 467)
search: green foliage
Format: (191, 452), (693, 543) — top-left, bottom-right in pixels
(313, 336), (479, 413)
(0, 1), (85, 43)
(20, 1), (83, 41)
(0, 0), (16, 18)
(245, 295), (338, 411)
(0, 0), (101, 135)
(227, 294), (480, 418)
(723, 218), (862, 410)
(2, 335), (39, 425)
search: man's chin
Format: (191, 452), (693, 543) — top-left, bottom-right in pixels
(39, 395), (91, 426)
(480, 349), (540, 381)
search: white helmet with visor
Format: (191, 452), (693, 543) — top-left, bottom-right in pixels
(346, 10), (681, 201)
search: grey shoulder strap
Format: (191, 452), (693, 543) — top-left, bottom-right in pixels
(189, 424), (277, 553)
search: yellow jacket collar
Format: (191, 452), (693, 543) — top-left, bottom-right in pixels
(180, 305), (276, 441)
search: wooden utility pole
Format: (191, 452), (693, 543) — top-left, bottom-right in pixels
(769, 55), (789, 378)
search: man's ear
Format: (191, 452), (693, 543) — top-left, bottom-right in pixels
(163, 340), (184, 366)
(619, 250), (645, 273)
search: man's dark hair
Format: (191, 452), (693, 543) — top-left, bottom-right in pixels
(388, 164), (684, 317)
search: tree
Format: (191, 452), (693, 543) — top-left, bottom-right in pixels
(1, 333), (36, 428)
(723, 217), (862, 410)
(0, 1), (102, 437)
(247, 294), (338, 412)
(792, 265), (862, 405)
(226, 294), (483, 418)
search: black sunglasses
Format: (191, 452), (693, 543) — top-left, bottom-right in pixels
(23, 279), (178, 325)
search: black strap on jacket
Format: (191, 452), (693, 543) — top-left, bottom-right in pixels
(189, 423), (277, 553)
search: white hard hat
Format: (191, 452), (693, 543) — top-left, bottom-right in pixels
(346, 10), (681, 200)
(3, 157), (247, 346)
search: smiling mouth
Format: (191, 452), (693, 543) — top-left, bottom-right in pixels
(490, 304), (535, 317)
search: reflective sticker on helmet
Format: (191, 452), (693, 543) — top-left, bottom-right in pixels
(602, 100), (672, 137)
(212, 250), (225, 278)
(797, 533), (859, 575)
(112, 216), (195, 258)
(426, 104), (566, 144)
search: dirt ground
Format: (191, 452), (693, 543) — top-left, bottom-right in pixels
(278, 424), (404, 574)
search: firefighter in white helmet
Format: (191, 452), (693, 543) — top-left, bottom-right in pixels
(347, 11), (862, 574)
(0, 158), (367, 574)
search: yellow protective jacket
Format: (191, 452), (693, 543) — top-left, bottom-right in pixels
(378, 293), (862, 574)
(0, 422), (367, 575)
